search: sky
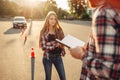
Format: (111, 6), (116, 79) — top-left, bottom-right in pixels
(40, 0), (69, 10)
(10, 0), (69, 10)
(55, 0), (69, 10)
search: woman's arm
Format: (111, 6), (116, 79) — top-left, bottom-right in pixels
(40, 35), (56, 51)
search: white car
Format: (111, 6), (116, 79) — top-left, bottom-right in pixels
(13, 16), (27, 29)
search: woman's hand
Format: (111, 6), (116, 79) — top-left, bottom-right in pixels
(69, 46), (85, 59)
(46, 42), (51, 45)
(54, 43), (60, 47)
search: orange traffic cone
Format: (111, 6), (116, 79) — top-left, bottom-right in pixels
(31, 48), (35, 80)
(25, 35), (27, 41)
(24, 34), (27, 45)
(31, 48), (35, 58)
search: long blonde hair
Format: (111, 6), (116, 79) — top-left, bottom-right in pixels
(39, 11), (64, 47)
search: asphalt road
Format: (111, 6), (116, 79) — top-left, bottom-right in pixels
(0, 20), (91, 80)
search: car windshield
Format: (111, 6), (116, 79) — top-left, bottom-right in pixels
(14, 18), (25, 21)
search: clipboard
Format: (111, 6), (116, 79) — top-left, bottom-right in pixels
(56, 39), (71, 48)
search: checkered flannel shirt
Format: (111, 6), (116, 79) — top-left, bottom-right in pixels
(80, 6), (120, 80)
(40, 31), (65, 57)
(41, 32), (56, 50)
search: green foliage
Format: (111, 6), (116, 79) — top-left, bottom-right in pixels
(57, 8), (69, 19)
(68, 0), (87, 18)
(0, 0), (70, 19)
(44, 0), (57, 16)
(0, 0), (20, 17)
(80, 11), (91, 20)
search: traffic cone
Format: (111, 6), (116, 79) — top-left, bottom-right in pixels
(31, 48), (35, 80)
(25, 35), (27, 41)
(24, 34), (27, 45)
(31, 48), (35, 58)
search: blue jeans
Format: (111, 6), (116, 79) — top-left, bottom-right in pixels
(43, 55), (66, 80)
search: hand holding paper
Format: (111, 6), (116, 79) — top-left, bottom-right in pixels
(56, 35), (85, 48)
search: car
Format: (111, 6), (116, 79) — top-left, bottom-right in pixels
(13, 16), (27, 29)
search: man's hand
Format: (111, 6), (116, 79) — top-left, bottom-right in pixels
(69, 46), (85, 59)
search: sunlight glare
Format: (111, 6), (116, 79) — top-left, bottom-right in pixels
(56, 0), (69, 10)
(24, 0), (69, 10)
(25, 0), (37, 6)
(40, 0), (69, 10)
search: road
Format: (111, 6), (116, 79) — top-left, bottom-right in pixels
(0, 20), (91, 80)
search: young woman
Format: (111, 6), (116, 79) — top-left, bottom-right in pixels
(69, 0), (120, 80)
(39, 11), (66, 80)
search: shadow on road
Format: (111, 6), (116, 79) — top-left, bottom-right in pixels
(5, 39), (16, 45)
(4, 27), (21, 34)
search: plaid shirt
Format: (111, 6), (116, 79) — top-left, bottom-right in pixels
(41, 32), (56, 51)
(40, 31), (65, 57)
(80, 6), (120, 80)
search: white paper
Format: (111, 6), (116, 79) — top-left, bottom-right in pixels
(56, 35), (85, 48)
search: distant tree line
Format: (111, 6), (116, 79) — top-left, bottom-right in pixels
(0, 0), (69, 19)
(0, 0), (20, 17)
(68, 0), (91, 20)
(0, 0), (90, 20)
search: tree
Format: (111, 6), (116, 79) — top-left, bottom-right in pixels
(0, 0), (19, 17)
(68, 0), (87, 18)
(57, 8), (69, 19)
(44, 0), (57, 16)
(0, 0), (5, 16)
